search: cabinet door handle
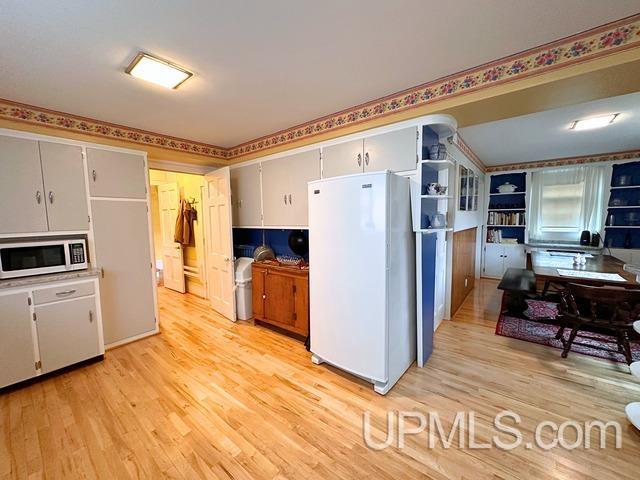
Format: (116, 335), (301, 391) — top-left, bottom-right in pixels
(48, 191), (54, 204)
(364, 152), (370, 166)
(36, 191), (42, 204)
(357, 153), (362, 167)
(92, 169), (97, 182)
(89, 310), (93, 323)
(288, 194), (292, 204)
(55, 289), (76, 296)
(284, 194), (287, 205)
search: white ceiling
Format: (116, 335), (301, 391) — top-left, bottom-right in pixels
(1, 1), (639, 148)
(459, 92), (640, 166)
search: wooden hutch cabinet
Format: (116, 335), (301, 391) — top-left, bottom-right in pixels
(251, 262), (309, 337)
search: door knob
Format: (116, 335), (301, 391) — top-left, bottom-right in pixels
(92, 170), (97, 182)
(224, 257), (230, 262)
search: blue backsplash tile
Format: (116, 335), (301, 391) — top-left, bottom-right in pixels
(233, 228), (309, 259)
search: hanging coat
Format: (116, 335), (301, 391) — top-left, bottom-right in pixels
(174, 199), (197, 245)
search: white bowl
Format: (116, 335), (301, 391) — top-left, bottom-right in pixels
(626, 402), (640, 430)
(497, 183), (517, 194)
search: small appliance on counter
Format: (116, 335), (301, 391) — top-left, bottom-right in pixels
(0, 238), (88, 279)
(580, 230), (591, 246)
(590, 232), (601, 247)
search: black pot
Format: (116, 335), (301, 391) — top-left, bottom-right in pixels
(288, 230), (308, 257)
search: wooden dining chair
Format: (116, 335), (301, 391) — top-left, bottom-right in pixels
(557, 283), (640, 365)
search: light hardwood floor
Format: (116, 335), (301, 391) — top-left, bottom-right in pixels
(1, 280), (639, 479)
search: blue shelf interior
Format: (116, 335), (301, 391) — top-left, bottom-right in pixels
(489, 172), (526, 194)
(232, 228), (309, 259)
(487, 172), (527, 244)
(605, 161), (640, 248)
(610, 160), (640, 187)
(421, 125), (440, 161)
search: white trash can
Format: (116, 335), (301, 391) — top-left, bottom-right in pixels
(234, 257), (254, 320)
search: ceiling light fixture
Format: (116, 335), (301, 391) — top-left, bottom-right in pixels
(125, 52), (192, 89)
(569, 114), (618, 131)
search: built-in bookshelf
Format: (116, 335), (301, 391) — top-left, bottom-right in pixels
(605, 161), (640, 249)
(486, 172), (527, 244)
(417, 125), (453, 233)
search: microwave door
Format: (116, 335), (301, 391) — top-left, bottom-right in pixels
(0, 243), (67, 279)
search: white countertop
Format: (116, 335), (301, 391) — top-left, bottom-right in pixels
(0, 266), (101, 289)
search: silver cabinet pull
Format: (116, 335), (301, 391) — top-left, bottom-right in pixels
(364, 152), (370, 166)
(55, 289), (76, 296)
(89, 310), (93, 323)
(48, 191), (54, 204)
(36, 191), (42, 204)
(92, 170), (97, 182)
(288, 194), (292, 204)
(284, 194), (287, 205)
(357, 153), (362, 167)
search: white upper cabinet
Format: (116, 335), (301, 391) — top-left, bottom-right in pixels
(39, 142), (89, 232)
(262, 149), (320, 226)
(230, 163), (262, 227)
(363, 127), (417, 173)
(0, 136), (48, 233)
(288, 150), (321, 226)
(86, 148), (147, 199)
(321, 139), (364, 178)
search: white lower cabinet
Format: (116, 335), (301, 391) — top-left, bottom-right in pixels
(483, 243), (526, 278)
(35, 296), (100, 374)
(0, 292), (37, 388)
(0, 278), (104, 389)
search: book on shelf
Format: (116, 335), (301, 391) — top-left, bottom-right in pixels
(487, 211), (526, 226)
(486, 229), (519, 244)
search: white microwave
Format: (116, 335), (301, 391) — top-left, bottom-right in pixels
(0, 239), (88, 279)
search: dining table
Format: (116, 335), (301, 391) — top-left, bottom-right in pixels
(529, 252), (639, 293)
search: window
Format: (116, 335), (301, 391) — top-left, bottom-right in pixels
(528, 165), (608, 242)
(539, 182), (585, 231)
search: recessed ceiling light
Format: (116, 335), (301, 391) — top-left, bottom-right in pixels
(125, 52), (192, 89)
(569, 114), (618, 131)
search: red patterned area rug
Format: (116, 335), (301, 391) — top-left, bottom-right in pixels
(495, 314), (640, 364)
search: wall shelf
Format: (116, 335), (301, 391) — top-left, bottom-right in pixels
(607, 205), (640, 209)
(421, 195), (452, 199)
(419, 159), (455, 171)
(605, 226), (640, 229)
(610, 185), (640, 190)
(418, 228), (453, 233)
(488, 224), (526, 228)
(489, 192), (526, 196)
(488, 208), (525, 212)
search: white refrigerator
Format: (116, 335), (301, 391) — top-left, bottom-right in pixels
(308, 171), (416, 395)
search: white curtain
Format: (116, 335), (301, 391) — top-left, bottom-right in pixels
(528, 164), (611, 242)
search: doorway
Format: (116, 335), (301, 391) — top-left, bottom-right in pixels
(149, 169), (207, 297)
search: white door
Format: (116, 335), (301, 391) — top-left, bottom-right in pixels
(0, 136), (48, 233)
(204, 168), (235, 321)
(503, 245), (527, 270)
(39, 142), (89, 232)
(0, 292), (37, 388)
(364, 127), (418, 173)
(35, 296), (100, 374)
(483, 243), (504, 278)
(158, 183), (185, 293)
(321, 139), (364, 178)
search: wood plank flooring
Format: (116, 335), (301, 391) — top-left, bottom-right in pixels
(1, 281), (639, 479)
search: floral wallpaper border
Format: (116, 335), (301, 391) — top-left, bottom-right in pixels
(227, 14), (640, 159)
(0, 14), (638, 161)
(0, 100), (229, 159)
(485, 150), (640, 173)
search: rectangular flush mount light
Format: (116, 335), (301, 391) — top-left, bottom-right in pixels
(569, 114), (618, 131)
(126, 52), (192, 89)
